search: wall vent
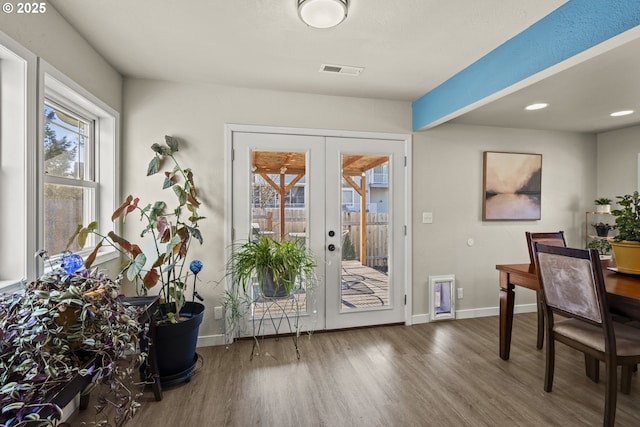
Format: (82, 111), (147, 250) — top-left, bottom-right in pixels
(319, 64), (364, 76)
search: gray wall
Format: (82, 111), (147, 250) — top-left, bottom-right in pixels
(0, 9), (122, 111)
(597, 125), (640, 200)
(413, 124), (596, 319)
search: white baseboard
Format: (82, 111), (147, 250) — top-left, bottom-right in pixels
(200, 303), (539, 344)
(412, 303), (537, 324)
(197, 333), (227, 347)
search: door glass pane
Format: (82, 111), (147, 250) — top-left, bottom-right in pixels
(250, 150), (308, 318)
(340, 154), (390, 311)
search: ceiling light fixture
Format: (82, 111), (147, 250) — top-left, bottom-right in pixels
(298, 0), (348, 29)
(610, 110), (634, 117)
(524, 103), (549, 111)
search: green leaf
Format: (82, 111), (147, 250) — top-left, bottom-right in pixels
(147, 156), (161, 176)
(174, 185), (187, 205)
(2, 401), (25, 412)
(126, 253), (147, 281)
(165, 135), (179, 153)
(149, 201), (166, 221)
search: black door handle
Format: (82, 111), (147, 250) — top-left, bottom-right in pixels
(328, 244), (336, 251)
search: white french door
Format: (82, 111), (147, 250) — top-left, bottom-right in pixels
(230, 128), (408, 335)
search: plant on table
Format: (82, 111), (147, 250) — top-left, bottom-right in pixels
(611, 191), (640, 242)
(0, 252), (145, 427)
(67, 136), (205, 323)
(587, 238), (612, 256)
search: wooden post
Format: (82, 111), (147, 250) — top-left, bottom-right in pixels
(359, 173), (367, 265)
(279, 173), (286, 240)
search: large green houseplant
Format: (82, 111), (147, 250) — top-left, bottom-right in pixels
(610, 191), (640, 274)
(0, 252), (145, 427)
(225, 235), (316, 336)
(68, 135), (206, 385)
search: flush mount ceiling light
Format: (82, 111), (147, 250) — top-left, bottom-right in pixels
(610, 110), (634, 117)
(524, 103), (549, 111)
(298, 0), (348, 29)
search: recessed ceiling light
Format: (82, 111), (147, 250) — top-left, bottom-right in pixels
(525, 103), (548, 111)
(610, 110), (634, 117)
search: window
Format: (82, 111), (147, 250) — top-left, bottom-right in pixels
(41, 63), (120, 270)
(43, 101), (97, 255)
(0, 46), (119, 291)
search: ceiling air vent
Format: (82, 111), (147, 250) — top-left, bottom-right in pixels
(320, 64), (364, 76)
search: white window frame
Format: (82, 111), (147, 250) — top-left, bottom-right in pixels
(43, 98), (98, 255)
(38, 60), (120, 275)
(0, 33), (37, 293)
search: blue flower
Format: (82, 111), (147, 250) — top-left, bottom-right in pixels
(190, 260), (203, 275)
(61, 253), (84, 275)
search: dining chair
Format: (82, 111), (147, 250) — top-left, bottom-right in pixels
(534, 243), (640, 427)
(525, 231), (567, 349)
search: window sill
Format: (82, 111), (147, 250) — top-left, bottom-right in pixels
(0, 248), (120, 294)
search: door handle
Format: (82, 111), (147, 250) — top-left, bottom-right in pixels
(328, 244), (336, 251)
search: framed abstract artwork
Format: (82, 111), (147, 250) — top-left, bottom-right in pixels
(482, 151), (542, 221)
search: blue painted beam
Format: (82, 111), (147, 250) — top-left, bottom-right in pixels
(412, 0), (640, 131)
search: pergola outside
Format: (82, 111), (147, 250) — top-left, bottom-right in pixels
(251, 150), (389, 265)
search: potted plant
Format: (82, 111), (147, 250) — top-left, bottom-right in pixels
(225, 235), (316, 336)
(610, 191), (640, 274)
(0, 252), (145, 427)
(594, 197), (612, 213)
(592, 222), (612, 237)
(68, 136), (206, 386)
(587, 238), (612, 258)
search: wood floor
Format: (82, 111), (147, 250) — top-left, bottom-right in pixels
(67, 313), (640, 426)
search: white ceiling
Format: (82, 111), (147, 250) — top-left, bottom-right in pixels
(49, 0), (640, 133)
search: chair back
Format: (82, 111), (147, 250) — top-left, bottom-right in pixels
(526, 231), (566, 268)
(534, 243), (608, 326)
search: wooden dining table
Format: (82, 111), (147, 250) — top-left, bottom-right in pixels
(496, 262), (640, 360)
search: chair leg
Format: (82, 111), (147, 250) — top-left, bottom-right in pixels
(621, 364), (633, 394)
(603, 359), (618, 427)
(585, 354), (599, 383)
(536, 292), (544, 350)
(544, 333), (555, 392)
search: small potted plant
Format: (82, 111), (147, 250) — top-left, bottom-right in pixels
(225, 235), (316, 336)
(587, 238), (612, 258)
(0, 252), (145, 427)
(610, 191), (640, 274)
(594, 197), (612, 213)
(592, 222), (612, 237)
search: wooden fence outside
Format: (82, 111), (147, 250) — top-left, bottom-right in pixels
(251, 208), (388, 270)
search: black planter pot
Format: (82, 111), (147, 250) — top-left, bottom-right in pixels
(151, 302), (204, 386)
(259, 268), (295, 298)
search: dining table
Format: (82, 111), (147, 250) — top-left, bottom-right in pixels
(496, 262), (640, 360)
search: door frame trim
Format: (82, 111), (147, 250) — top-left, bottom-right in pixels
(224, 124), (413, 341)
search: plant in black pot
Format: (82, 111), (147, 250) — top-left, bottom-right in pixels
(225, 234), (316, 337)
(68, 136), (206, 386)
(610, 191), (640, 274)
(592, 222), (612, 237)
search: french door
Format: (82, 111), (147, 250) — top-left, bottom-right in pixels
(231, 129), (407, 335)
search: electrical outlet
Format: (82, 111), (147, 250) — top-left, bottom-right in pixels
(457, 288), (463, 299)
(214, 306), (223, 320)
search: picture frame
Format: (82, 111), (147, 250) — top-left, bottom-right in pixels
(483, 151), (542, 221)
(429, 275), (455, 321)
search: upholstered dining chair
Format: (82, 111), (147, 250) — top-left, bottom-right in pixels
(534, 243), (640, 427)
(525, 231), (567, 349)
